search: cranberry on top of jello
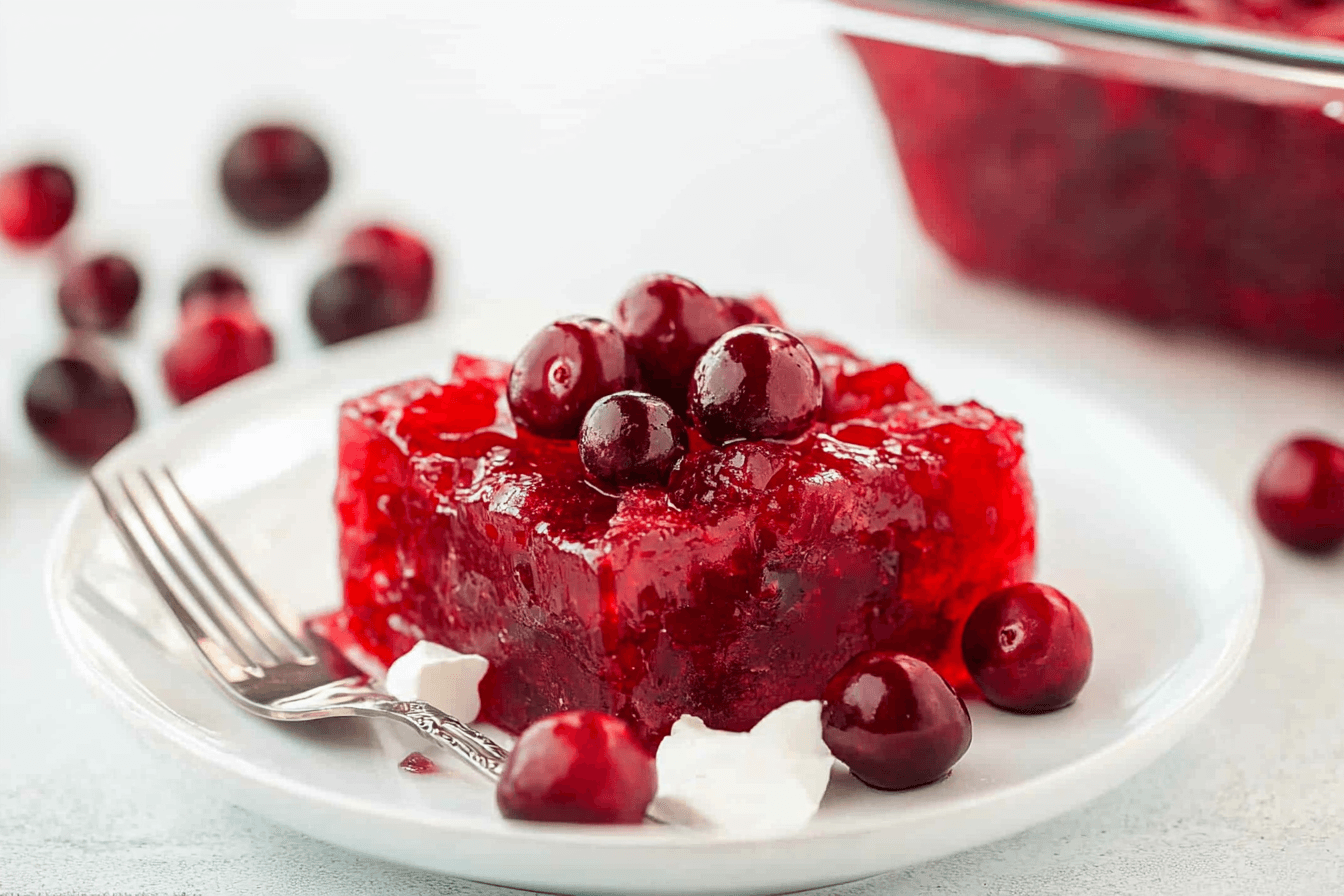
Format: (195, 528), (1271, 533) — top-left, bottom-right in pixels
(332, 274), (1035, 743)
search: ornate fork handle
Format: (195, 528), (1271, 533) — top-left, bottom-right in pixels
(270, 682), (509, 782)
(378, 699), (510, 782)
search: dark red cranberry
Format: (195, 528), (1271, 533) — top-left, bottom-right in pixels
(307, 262), (400, 345)
(613, 274), (737, 410)
(24, 354), (137, 464)
(0, 163), (75, 246)
(398, 751), (439, 774)
(57, 254), (141, 331)
(1254, 436), (1344, 552)
(163, 306), (275, 403)
(220, 124), (331, 229)
(688, 325), (823, 445)
(496, 710), (656, 824)
(342, 224), (434, 320)
(579, 391), (688, 491)
(821, 651), (971, 791)
(507, 317), (639, 440)
(961, 583), (1093, 713)
(180, 265), (248, 308)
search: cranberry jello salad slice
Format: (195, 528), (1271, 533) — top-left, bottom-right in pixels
(324, 274), (1036, 744)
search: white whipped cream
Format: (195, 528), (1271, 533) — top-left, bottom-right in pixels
(383, 640), (489, 723)
(651, 700), (834, 836)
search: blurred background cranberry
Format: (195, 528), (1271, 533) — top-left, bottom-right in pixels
(179, 265), (248, 308)
(0, 162), (75, 247)
(57, 254), (141, 331)
(341, 223), (435, 320)
(163, 302), (276, 404)
(24, 349), (136, 465)
(220, 124), (331, 229)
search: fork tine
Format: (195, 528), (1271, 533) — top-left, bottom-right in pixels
(91, 476), (255, 682)
(112, 475), (269, 673)
(159, 467), (314, 660)
(137, 470), (289, 667)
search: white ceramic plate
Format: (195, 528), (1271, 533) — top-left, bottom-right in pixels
(46, 323), (1261, 896)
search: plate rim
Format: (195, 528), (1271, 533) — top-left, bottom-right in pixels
(43, 325), (1264, 856)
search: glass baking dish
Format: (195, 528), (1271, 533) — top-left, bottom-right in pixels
(833, 0), (1344, 355)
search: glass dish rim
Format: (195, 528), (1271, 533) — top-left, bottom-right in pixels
(835, 0), (1344, 69)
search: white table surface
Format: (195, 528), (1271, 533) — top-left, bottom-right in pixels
(2, 1), (1342, 893)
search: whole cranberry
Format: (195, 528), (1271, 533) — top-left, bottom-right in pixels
(961, 583), (1093, 713)
(163, 306), (275, 403)
(220, 124), (331, 229)
(0, 162), (76, 246)
(613, 274), (737, 410)
(496, 710), (656, 824)
(821, 651), (971, 791)
(507, 317), (639, 440)
(24, 355), (137, 464)
(579, 391), (688, 491)
(180, 265), (248, 308)
(57, 254), (141, 330)
(342, 224), (434, 320)
(1254, 435), (1344, 552)
(307, 262), (399, 345)
(688, 325), (823, 445)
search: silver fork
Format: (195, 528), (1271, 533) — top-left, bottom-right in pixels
(91, 467), (510, 784)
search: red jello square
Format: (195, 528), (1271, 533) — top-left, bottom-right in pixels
(330, 342), (1034, 743)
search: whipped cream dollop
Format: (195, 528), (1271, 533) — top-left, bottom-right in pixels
(651, 700), (834, 836)
(384, 640), (489, 723)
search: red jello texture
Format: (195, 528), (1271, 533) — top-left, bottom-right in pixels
(846, 32), (1344, 355)
(331, 339), (1034, 743)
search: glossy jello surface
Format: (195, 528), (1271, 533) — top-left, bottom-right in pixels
(847, 26), (1344, 357)
(330, 334), (1034, 743)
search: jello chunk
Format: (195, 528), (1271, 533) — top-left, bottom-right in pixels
(332, 334), (1034, 743)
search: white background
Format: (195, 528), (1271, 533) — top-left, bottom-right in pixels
(1, 0), (1342, 892)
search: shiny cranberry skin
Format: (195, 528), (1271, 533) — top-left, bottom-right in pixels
(496, 710), (656, 824)
(307, 262), (402, 345)
(163, 306), (275, 403)
(507, 317), (639, 439)
(57, 255), (141, 330)
(180, 266), (248, 308)
(220, 124), (330, 229)
(579, 391), (687, 491)
(613, 274), (737, 410)
(1254, 436), (1344, 552)
(961, 583), (1093, 713)
(0, 163), (75, 246)
(24, 355), (137, 464)
(342, 224), (434, 320)
(821, 651), (971, 791)
(688, 325), (823, 445)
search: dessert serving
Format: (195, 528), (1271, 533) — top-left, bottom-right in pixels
(840, 0), (1344, 357)
(323, 273), (1037, 753)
